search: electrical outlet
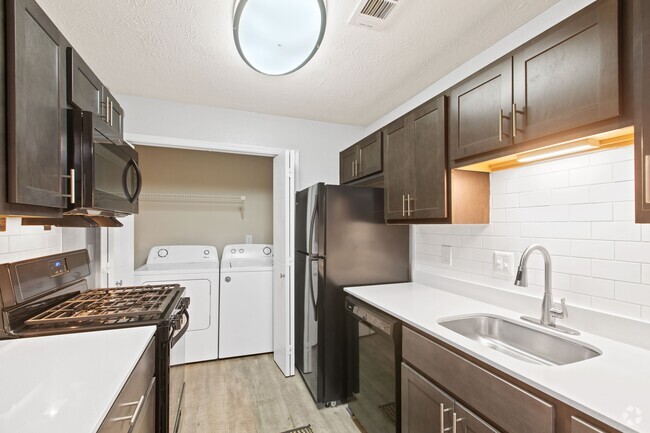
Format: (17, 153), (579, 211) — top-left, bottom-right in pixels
(441, 245), (452, 266)
(493, 251), (515, 276)
(245, 235), (253, 244)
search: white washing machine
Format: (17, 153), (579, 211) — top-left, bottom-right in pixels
(219, 244), (273, 359)
(134, 245), (220, 364)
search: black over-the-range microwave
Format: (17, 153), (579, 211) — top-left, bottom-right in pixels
(66, 109), (142, 217)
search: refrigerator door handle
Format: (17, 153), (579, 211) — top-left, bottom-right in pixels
(308, 257), (319, 321)
(308, 197), (319, 258)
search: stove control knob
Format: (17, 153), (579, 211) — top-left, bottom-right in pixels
(157, 248), (168, 258)
(263, 247), (272, 255)
(231, 249), (236, 254)
(239, 248), (244, 254)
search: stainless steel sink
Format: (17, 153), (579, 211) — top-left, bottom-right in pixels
(438, 315), (601, 366)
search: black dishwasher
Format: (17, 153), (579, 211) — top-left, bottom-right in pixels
(346, 296), (401, 433)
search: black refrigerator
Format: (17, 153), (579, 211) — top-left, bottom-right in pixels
(295, 183), (410, 405)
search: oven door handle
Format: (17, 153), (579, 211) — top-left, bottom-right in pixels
(171, 309), (190, 348)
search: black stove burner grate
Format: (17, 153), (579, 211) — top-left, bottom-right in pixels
(25, 284), (180, 326)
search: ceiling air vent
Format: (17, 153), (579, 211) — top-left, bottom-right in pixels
(349, 0), (401, 30)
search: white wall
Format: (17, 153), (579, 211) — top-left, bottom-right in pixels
(414, 147), (650, 322)
(118, 95), (364, 189)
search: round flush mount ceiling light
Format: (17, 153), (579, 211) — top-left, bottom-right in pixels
(233, 0), (327, 76)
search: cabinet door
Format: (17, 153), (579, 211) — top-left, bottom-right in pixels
(449, 58), (513, 161)
(513, 0), (619, 143)
(358, 131), (382, 178)
(411, 96), (448, 220)
(67, 48), (103, 116)
(7, 0), (67, 208)
(383, 117), (410, 220)
(339, 145), (358, 184)
(636, 0), (650, 222)
(454, 403), (499, 433)
(401, 363), (454, 433)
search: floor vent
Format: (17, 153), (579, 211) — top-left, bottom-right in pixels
(282, 425), (314, 433)
(349, 0), (402, 30)
(379, 402), (397, 424)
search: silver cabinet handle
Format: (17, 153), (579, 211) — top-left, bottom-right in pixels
(499, 109), (504, 142)
(110, 100), (114, 127)
(407, 193), (412, 217)
(443, 412), (462, 433)
(358, 149), (362, 176)
(402, 194), (406, 216)
(62, 169), (75, 205)
(105, 96), (110, 123)
(352, 160), (355, 178)
(512, 103), (518, 138)
(439, 403), (452, 433)
(645, 155), (650, 204)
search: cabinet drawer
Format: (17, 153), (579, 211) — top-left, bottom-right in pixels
(402, 327), (554, 433)
(97, 338), (156, 433)
(571, 416), (606, 433)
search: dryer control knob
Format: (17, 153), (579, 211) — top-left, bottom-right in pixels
(239, 249), (244, 254)
(225, 276), (231, 283)
(157, 248), (168, 258)
(231, 249), (236, 254)
(263, 247), (272, 255)
(204, 249), (210, 255)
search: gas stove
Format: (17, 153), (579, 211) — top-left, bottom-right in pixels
(0, 249), (189, 433)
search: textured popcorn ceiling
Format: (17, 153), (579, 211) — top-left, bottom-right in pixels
(37, 0), (560, 126)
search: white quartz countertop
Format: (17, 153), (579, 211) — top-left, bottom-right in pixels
(345, 283), (650, 433)
(0, 326), (156, 433)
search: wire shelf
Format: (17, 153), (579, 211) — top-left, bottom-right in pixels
(139, 193), (246, 218)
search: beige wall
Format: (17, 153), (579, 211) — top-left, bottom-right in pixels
(134, 146), (273, 267)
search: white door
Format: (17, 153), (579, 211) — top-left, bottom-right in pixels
(100, 215), (135, 288)
(273, 150), (296, 376)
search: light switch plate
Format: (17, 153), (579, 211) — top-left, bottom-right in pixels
(441, 245), (452, 266)
(494, 251), (515, 276)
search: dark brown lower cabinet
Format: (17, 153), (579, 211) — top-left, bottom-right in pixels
(401, 363), (498, 433)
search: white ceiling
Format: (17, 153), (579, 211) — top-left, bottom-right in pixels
(37, 0), (560, 126)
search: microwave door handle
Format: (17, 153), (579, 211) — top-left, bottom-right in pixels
(122, 159), (142, 203)
(131, 159), (143, 201)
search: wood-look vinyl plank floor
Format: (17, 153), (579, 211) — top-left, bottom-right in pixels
(180, 354), (361, 433)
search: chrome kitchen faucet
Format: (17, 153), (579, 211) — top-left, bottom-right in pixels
(515, 244), (580, 335)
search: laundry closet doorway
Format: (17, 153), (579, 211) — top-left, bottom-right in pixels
(103, 134), (296, 377)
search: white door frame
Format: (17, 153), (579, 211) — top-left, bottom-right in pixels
(125, 133), (298, 376)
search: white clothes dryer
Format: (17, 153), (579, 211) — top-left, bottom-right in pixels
(219, 244), (273, 359)
(134, 245), (220, 364)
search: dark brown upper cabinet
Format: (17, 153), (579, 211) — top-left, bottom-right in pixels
(449, 0), (620, 165)
(512, 0), (619, 144)
(449, 58), (513, 162)
(339, 131), (382, 184)
(4, 0), (70, 214)
(385, 96), (490, 224)
(67, 48), (103, 117)
(635, 0), (650, 223)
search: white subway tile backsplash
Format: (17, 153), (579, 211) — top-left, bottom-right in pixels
(591, 260), (640, 283)
(569, 165), (612, 186)
(570, 240), (615, 260)
(592, 222), (640, 241)
(413, 146), (650, 321)
(569, 203), (612, 222)
(589, 181), (634, 203)
(0, 218), (62, 264)
(615, 282), (650, 306)
(412, 147), (650, 321)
